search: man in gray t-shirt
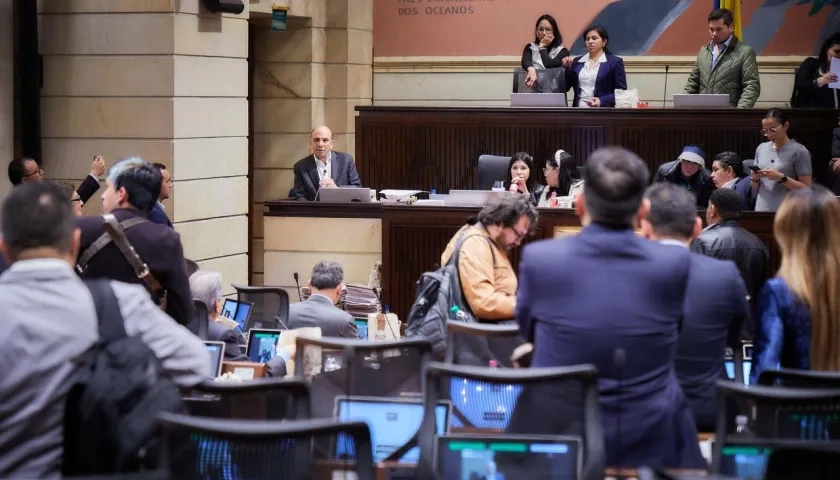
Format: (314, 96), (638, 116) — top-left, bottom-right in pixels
(752, 140), (813, 212)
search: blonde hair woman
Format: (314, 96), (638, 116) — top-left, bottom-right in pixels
(751, 185), (840, 382)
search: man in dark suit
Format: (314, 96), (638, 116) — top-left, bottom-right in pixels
(513, 147), (705, 469)
(75, 157), (193, 326)
(8, 155), (105, 205)
(148, 163), (173, 228)
(286, 260), (357, 338)
(641, 183), (749, 431)
(288, 125), (362, 201)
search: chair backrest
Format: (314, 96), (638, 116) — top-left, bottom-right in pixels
(293, 336), (433, 419)
(184, 377), (311, 420)
(764, 443), (840, 480)
(159, 412), (375, 480)
(712, 380), (840, 472)
(411, 362), (604, 480)
(231, 283), (290, 331)
(758, 368), (840, 388)
(512, 66), (567, 94)
(476, 155), (511, 190)
(187, 300), (209, 340)
(444, 319), (524, 366)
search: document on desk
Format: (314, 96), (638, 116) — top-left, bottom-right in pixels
(379, 189), (423, 199)
(829, 57), (840, 89)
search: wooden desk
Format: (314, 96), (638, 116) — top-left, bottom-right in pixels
(355, 106), (838, 192)
(264, 202), (776, 318)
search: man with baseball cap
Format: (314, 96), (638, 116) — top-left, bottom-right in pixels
(653, 145), (715, 208)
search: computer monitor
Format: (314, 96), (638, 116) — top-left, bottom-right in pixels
(436, 434), (581, 480)
(203, 341), (225, 378)
(718, 443), (773, 479)
(334, 395), (452, 463)
(448, 377), (523, 430)
(245, 328), (283, 363)
(221, 298), (253, 333)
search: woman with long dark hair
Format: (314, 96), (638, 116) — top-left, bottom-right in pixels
(537, 150), (583, 207)
(520, 14), (570, 89)
(505, 152), (544, 206)
(561, 25), (627, 107)
(791, 33), (840, 108)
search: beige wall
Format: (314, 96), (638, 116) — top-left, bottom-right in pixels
(250, 0), (373, 286)
(0, 0), (12, 209)
(373, 56), (801, 108)
(38, 0), (249, 294)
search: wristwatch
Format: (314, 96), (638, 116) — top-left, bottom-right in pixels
(778, 174), (788, 184)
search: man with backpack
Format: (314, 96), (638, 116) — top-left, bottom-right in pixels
(0, 182), (209, 478)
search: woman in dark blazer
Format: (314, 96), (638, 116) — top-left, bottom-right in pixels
(562, 25), (627, 107)
(791, 33), (840, 109)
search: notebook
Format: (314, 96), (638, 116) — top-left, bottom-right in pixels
(334, 395), (452, 463)
(436, 434), (582, 480)
(245, 328), (283, 363)
(220, 298), (253, 333)
(203, 341), (225, 378)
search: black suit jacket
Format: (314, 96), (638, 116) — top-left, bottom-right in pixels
(76, 175), (101, 205)
(76, 208), (193, 326)
(0, 254), (8, 276)
(147, 202), (173, 228)
(288, 151), (362, 201)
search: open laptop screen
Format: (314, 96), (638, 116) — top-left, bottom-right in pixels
(221, 298), (252, 333)
(245, 329), (282, 363)
(437, 434), (581, 480)
(334, 396), (451, 463)
(203, 341), (225, 378)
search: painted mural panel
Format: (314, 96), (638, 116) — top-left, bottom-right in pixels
(373, 0), (840, 56)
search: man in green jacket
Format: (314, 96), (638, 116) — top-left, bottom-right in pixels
(684, 8), (760, 108)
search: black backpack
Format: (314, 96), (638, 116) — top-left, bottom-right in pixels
(404, 229), (494, 356)
(62, 279), (185, 475)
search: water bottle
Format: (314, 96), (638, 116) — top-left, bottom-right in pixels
(735, 415), (751, 436)
(449, 305), (467, 321)
(430, 189), (436, 195)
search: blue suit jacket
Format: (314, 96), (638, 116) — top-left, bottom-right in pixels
(674, 248), (749, 431)
(515, 223), (705, 469)
(148, 202), (173, 228)
(566, 53), (628, 107)
(732, 176), (756, 211)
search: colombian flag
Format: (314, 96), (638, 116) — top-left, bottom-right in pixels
(714, 0), (742, 39)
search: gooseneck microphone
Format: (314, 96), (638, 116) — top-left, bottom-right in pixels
(293, 272), (302, 302)
(312, 169), (328, 202)
(662, 65), (670, 107)
(613, 347), (626, 467)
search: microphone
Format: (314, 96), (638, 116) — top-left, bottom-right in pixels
(662, 65), (670, 107)
(312, 169), (328, 202)
(613, 347), (626, 467)
(293, 272), (302, 302)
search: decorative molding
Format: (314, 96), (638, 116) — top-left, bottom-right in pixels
(373, 55), (806, 74)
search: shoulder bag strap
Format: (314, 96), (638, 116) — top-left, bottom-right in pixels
(100, 214), (164, 295)
(448, 224), (497, 269)
(84, 278), (127, 343)
(76, 217), (147, 274)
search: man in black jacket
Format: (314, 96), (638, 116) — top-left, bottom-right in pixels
(8, 155), (105, 205)
(691, 189), (769, 340)
(653, 145), (715, 208)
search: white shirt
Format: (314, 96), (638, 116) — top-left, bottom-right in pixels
(314, 152), (332, 181)
(722, 177), (738, 189)
(577, 53), (607, 107)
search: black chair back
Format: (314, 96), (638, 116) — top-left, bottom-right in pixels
(184, 377), (311, 420)
(410, 362), (604, 480)
(159, 413), (375, 480)
(764, 443), (840, 479)
(231, 283), (290, 331)
(476, 155), (511, 190)
(758, 368), (840, 388)
(187, 300), (209, 340)
(444, 319), (524, 367)
(512, 66), (567, 94)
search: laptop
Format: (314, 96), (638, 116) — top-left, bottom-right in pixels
(673, 93), (730, 108)
(334, 395), (452, 463)
(203, 341), (225, 378)
(446, 190), (507, 207)
(436, 434), (582, 480)
(220, 298), (253, 333)
(245, 328), (284, 363)
(510, 93), (568, 108)
(317, 187), (372, 203)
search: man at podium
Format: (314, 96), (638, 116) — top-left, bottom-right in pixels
(288, 125), (363, 201)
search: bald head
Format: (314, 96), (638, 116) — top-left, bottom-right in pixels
(310, 126), (334, 161)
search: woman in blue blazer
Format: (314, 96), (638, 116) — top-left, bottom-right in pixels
(562, 25), (627, 107)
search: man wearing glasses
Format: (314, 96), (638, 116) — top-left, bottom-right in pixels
(7, 155), (106, 206)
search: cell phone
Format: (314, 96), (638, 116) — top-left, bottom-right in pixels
(748, 165), (760, 173)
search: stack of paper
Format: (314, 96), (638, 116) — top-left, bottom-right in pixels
(342, 283), (381, 317)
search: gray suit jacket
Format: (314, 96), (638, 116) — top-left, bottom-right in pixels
(287, 294), (357, 338)
(288, 151), (363, 201)
(0, 259), (209, 479)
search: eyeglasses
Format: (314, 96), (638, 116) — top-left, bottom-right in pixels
(509, 226), (528, 241)
(23, 167), (43, 178)
(70, 197), (82, 204)
(761, 126), (782, 136)
(543, 167), (558, 174)
(537, 27), (553, 33)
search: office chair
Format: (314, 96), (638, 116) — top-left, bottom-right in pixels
(159, 413), (375, 480)
(444, 319), (524, 367)
(231, 283), (290, 331)
(293, 336), (433, 419)
(711, 380), (840, 473)
(758, 368), (840, 388)
(764, 443), (840, 479)
(512, 66), (567, 94)
(405, 362), (604, 480)
(476, 155), (511, 190)
(184, 377), (311, 420)
(186, 300), (209, 340)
